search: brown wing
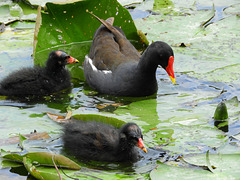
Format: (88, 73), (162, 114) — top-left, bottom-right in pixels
(89, 13), (140, 71)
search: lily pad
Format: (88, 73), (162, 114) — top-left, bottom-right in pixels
(153, 0), (174, 15)
(115, 98), (159, 129)
(72, 114), (126, 128)
(184, 153), (240, 179)
(150, 161), (212, 180)
(151, 153), (240, 179)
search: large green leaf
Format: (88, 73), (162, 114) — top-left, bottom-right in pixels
(3, 152), (81, 170)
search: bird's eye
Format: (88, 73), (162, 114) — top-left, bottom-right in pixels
(66, 55), (70, 59)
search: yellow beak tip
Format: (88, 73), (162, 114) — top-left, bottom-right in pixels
(170, 76), (175, 84)
(142, 147), (147, 153)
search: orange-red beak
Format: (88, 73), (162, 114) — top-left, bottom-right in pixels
(165, 56), (175, 84)
(67, 56), (79, 64)
(137, 138), (147, 153)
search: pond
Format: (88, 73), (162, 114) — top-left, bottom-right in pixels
(0, 0), (240, 179)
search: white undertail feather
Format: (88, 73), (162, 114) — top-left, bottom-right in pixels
(85, 55), (112, 74)
(85, 55), (97, 72)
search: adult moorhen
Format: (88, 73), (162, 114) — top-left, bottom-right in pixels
(0, 50), (79, 96)
(84, 14), (175, 97)
(63, 121), (147, 162)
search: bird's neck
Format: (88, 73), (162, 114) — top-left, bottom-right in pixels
(118, 138), (138, 161)
(137, 49), (159, 75)
(118, 137), (134, 152)
(45, 66), (66, 76)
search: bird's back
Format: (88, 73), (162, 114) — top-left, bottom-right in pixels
(0, 67), (43, 96)
(89, 17), (140, 71)
(63, 121), (121, 161)
(0, 66), (71, 96)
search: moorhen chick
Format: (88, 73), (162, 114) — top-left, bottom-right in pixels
(63, 121), (147, 162)
(0, 50), (79, 96)
(84, 14), (175, 97)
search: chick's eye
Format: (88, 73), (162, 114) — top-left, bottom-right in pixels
(130, 136), (138, 142)
(66, 55), (70, 59)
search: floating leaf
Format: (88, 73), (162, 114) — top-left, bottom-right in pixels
(3, 152), (81, 170)
(1, 160), (23, 168)
(2, 153), (23, 162)
(25, 152), (81, 170)
(151, 153), (240, 180)
(23, 156), (62, 180)
(2, 152), (81, 180)
(72, 114), (126, 128)
(153, 0), (174, 15)
(150, 161), (212, 180)
(115, 98), (160, 129)
(183, 153), (240, 179)
(51, 108), (128, 127)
